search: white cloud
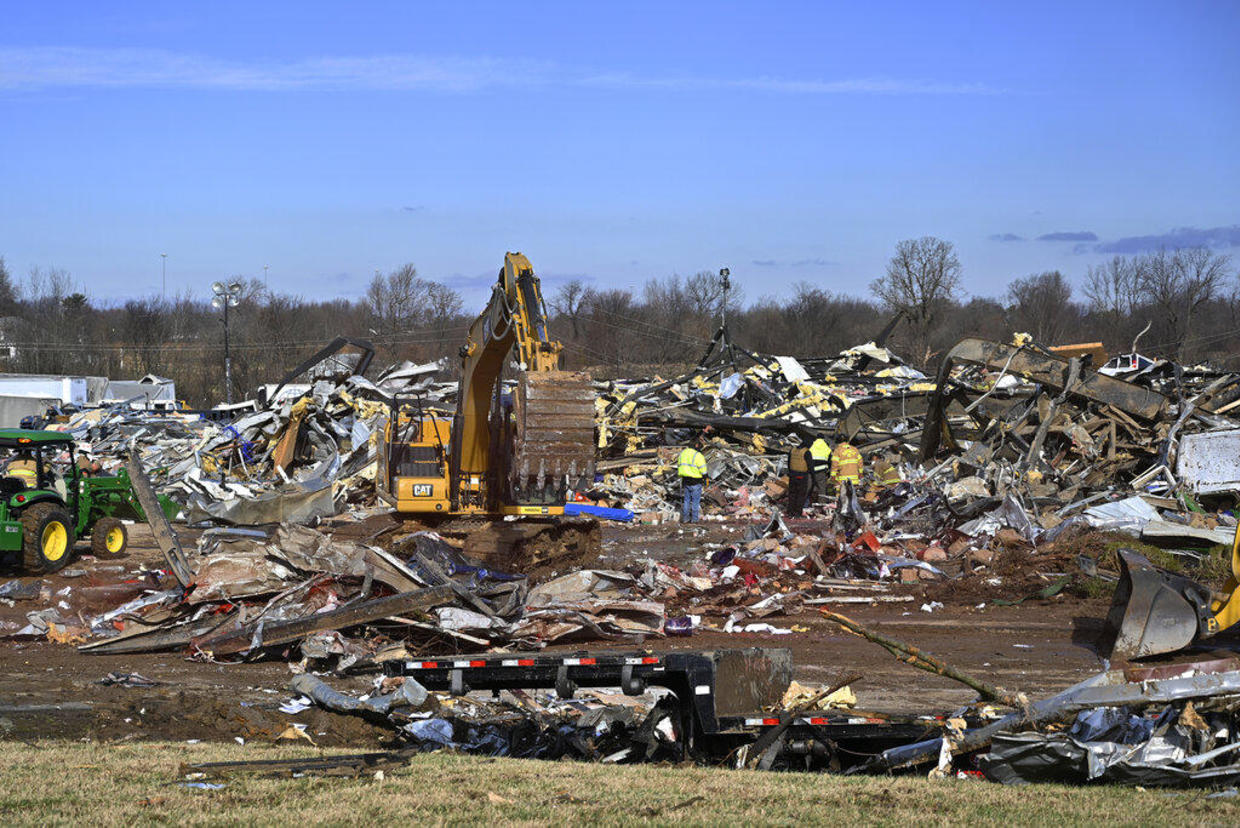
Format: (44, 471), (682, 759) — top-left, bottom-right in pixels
(0, 47), (550, 91)
(0, 46), (996, 95)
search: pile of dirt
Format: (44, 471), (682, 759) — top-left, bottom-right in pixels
(923, 528), (1130, 606)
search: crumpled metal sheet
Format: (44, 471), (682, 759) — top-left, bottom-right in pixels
(291, 672), (430, 716)
(188, 545), (298, 604)
(978, 704), (1240, 787)
(186, 482), (335, 525)
(527, 569), (638, 605)
(265, 523), (367, 575)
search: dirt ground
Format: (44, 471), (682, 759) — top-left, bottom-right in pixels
(0, 518), (1160, 747)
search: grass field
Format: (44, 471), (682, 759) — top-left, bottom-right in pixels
(0, 740), (1236, 825)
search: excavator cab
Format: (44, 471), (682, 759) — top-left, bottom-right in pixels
(382, 395), (454, 514)
(1104, 528), (1240, 660)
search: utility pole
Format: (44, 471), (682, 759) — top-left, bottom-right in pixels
(161, 253), (167, 297)
(263, 264), (269, 291)
(212, 281), (243, 404)
(719, 267), (731, 329)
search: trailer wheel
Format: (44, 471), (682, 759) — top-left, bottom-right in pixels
(91, 517), (128, 558)
(20, 503), (75, 573)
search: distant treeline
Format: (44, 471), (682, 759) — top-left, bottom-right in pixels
(0, 238), (1235, 406)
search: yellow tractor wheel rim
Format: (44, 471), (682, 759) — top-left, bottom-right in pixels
(105, 526), (124, 553)
(42, 522), (68, 562)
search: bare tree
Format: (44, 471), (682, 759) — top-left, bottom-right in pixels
(424, 281), (464, 327)
(551, 279), (587, 338)
(365, 264), (423, 334)
(120, 297), (173, 375)
(1084, 255), (1142, 350)
(1084, 256), (1138, 317)
(685, 269), (744, 322)
(580, 287), (638, 366)
(0, 257), (16, 317)
(1136, 247), (1231, 360)
(1005, 271), (1074, 344)
(870, 237), (962, 365)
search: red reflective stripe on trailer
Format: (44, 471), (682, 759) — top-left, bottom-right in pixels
(518, 659), (534, 666)
(808, 717), (828, 725)
(580, 658), (597, 665)
(562, 657), (598, 666)
(761, 718), (779, 726)
(469, 660), (486, 667)
(418, 661), (438, 669)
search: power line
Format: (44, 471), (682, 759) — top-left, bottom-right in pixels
(585, 307), (715, 344)
(579, 313), (711, 349)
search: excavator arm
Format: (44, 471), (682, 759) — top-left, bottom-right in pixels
(449, 253), (594, 512)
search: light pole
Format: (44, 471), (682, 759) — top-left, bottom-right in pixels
(211, 280), (243, 404)
(718, 267), (731, 329)
(161, 253), (167, 297)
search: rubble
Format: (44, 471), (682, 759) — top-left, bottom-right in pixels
(52, 358), (449, 525)
(10, 329), (1240, 792)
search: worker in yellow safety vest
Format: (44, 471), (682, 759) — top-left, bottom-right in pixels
(808, 437), (832, 500)
(873, 454), (902, 489)
(5, 451), (38, 488)
(676, 438), (708, 523)
(830, 441), (862, 487)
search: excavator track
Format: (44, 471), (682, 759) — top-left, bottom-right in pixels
(398, 514), (602, 581)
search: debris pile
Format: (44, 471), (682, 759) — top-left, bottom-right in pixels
(579, 334), (1240, 614)
(288, 671), (688, 766)
(589, 341), (928, 521)
(862, 654), (1240, 789)
(53, 524), (663, 659)
(52, 360), (448, 524)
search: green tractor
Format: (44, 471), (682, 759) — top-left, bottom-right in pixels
(0, 429), (179, 573)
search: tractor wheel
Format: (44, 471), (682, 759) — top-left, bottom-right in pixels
(91, 517), (128, 558)
(20, 502), (75, 573)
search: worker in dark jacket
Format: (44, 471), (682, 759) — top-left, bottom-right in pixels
(786, 444), (812, 517)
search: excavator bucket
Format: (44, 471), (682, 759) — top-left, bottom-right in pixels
(1103, 549), (1213, 660)
(509, 370), (597, 504)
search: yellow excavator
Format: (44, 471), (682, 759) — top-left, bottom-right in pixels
(377, 253), (596, 545)
(1105, 527), (1240, 660)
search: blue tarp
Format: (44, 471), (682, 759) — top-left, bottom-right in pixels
(564, 502), (634, 522)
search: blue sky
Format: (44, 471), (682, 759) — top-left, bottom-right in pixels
(1, 1), (1237, 308)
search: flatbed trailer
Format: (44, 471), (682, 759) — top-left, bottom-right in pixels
(384, 647), (945, 769)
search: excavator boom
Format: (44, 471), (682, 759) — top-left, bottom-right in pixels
(385, 253), (596, 517)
